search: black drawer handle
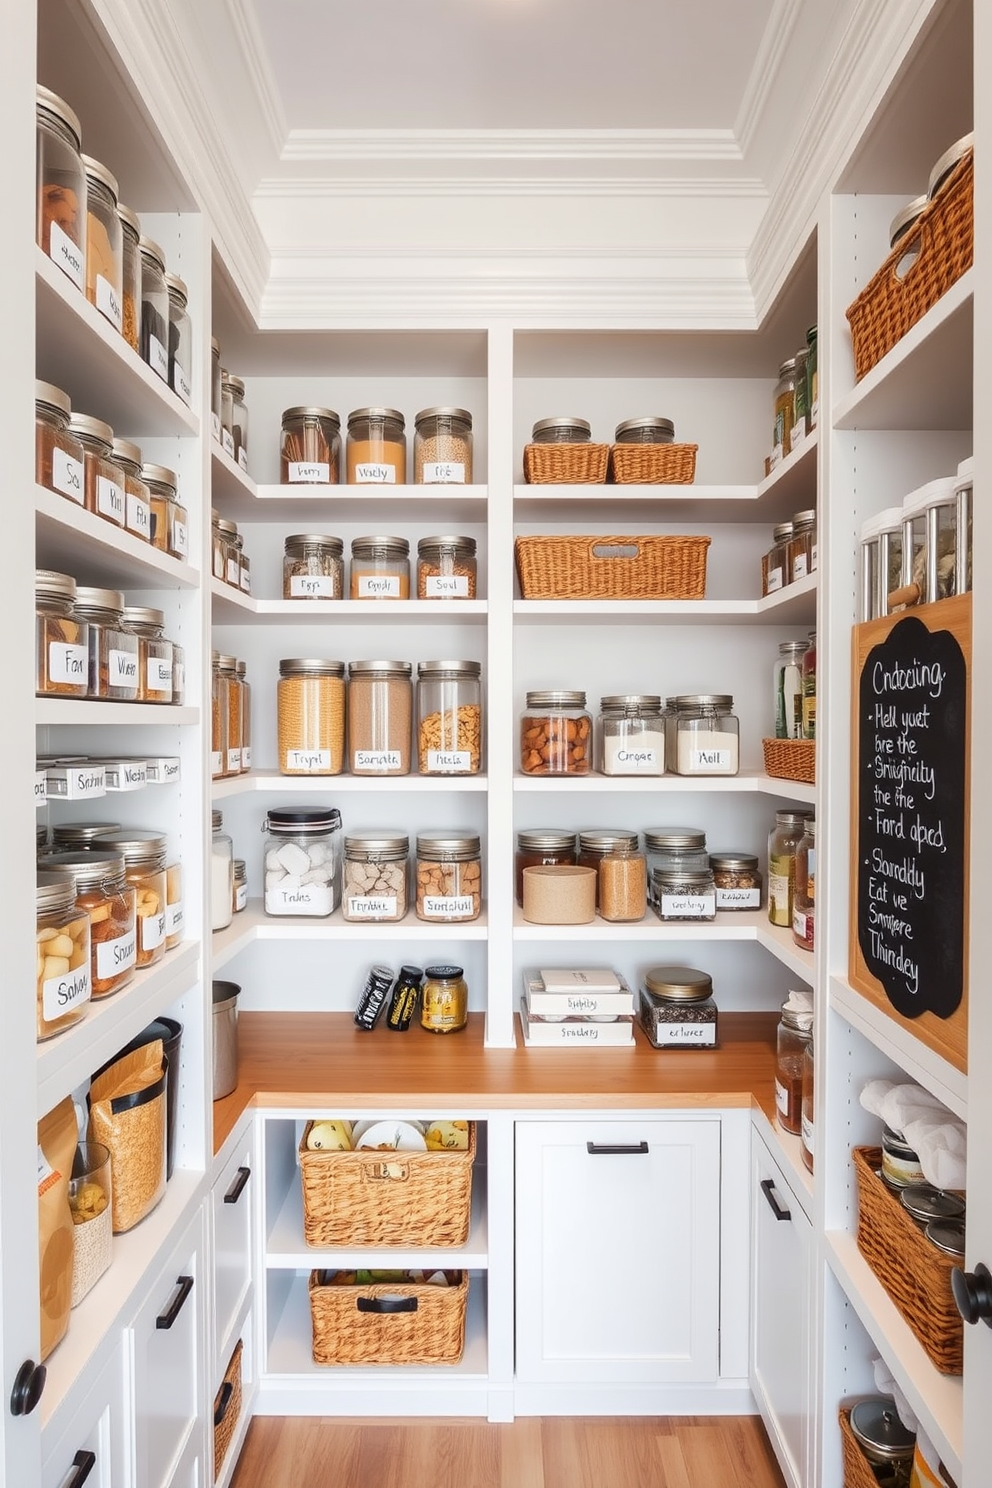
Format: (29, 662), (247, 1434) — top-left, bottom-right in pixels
(214, 1381), (235, 1427)
(760, 1177), (792, 1222)
(357, 1295), (418, 1314)
(59, 1450), (96, 1488)
(156, 1275), (194, 1329)
(224, 1166), (251, 1204)
(586, 1141), (649, 1155)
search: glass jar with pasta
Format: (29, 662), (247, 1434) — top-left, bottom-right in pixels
(277, 658), (346, 775)
(40, 851), (136, 999)
(92, 831), (168, 968)
(417, 659), (482, 774)
(36, 872), (91, 1040)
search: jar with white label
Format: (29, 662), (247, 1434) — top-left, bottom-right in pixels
(82, 155), (122, 332)
(277, 658), (346, 776)
(792, 818), (815, 950)
(237, 659), (251, 771)
(43, 851), (136, 999)
(347, 660), (413, 774)
(222, 374), (249, 470)
(121, 606), (173, 703)
(138, 236), (170, 382)
(263, 808), (342, 918)
(639, 966), (717, 1049)
(69, 413), (125, 529)
(598, 694), (666, 775)
(142, 464), (188, 561)
(709, 852), (762, 911)
(642, 828), (709, 906)
(761, 522), (793, 597)
(281, 407), (341, 484)
(414, 407), (473, 484)
(35, 381), (84, 506)
(652, 867), (717, 922)
(787, 510), (817, 583)
(36, 569), (89, 697)
(232, 859), (248, 914)
(349, 535), (411, 599)
(214, 518), (239, 585)
(415, 835), (481, 922)
(92, 831), (168, 969)
(211, 810), (234, 932)
(416, 535), (478, 599)
(217, 655), (243, 774)
(36, 86), (85, 287)
(165, 273), (193, 406)
(111, 438), (152, 544)
(36, 872), (91, 1040)
(283, 534), (344, 600)
(416, 659), (482, 774)
(768, 810), (813, 928)
(346, 407), (407, 484)
(172, 639), (185, 706)
(211, 653), (227, 779)
(672, 695), (739, 775)
(165, 856), (184, 950)
(577, 830), (639, 913)
(73, 586), (138, 700)
(118, 203), (141, 351)
(343, 833), (410, 922)
(520, 690), (592, 775)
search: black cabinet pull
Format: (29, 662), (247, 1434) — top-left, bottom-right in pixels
(214, 1381), (235, 1427)
(760, 1177), (791, 1222)
(586, 1141), (649, 1155)
(357, 1295), (418, 1314)
(156, 1274), (194, 1329)
(9, 1358), (46, 1416)
(224, 1166), (251, 1204)
(58, 1450), (96, 1488)
(952, 1262), (992, 1328)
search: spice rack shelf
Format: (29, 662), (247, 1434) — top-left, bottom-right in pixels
(512, 770), (816, 803)
(35, 247), (200, 440)
(211, 771), (489, 800)
(265, 1179), (489, 1270)
(35, 700), (200, 726)
(829, 976), (967, 1121)
(211, 588), (489, 623)
(513, 593), (815, 624)
(36, 487), (200, 592)
(211, 903), (490, 974)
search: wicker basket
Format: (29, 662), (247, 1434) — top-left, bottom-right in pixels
(514, 534), (710, 600)
(846, 149), (973, 382)
(298, 1122), (476, 1248)
(308, 1270), (469, 1366)
(609, 443), (698, 485)
(762, 737), (816, 785)
(213, 1338), (243, 1478)
(839, 1405), (898, 1488)
(852, 1146), (963, 1374)
(523, 442), (610, 484)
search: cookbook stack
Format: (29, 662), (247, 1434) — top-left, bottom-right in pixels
(519, 968), (635, 1047)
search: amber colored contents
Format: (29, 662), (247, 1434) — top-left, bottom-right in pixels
(347, 437), (406, 484)
(520, 711), (591, 775)
(278, 673), (346, 775)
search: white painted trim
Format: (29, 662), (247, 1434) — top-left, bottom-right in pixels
(254, 175), (769, 200)
(225, 0), (289, 156)
(734, 0), (804, 157)
(281, 126), (743, 164)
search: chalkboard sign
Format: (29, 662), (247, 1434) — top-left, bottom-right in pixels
(849, 595), (971, 1073)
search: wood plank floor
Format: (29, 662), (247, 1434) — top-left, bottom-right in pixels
(230, 1415), (787, 1488)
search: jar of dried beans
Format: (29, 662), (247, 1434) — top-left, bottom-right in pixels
(414, 407), (473, 484)
(415, 835), (482, 922)
(69, 413), (125, 529)
(417, 659), (482, 774)
(346, 407), (406, 484)
(519, 690), (591, 775)
(91, 831), (168, 969)
(36, 569), (89, 697)
(42, 851), (136, 1000)
(139, 236), (169, 382)
(347, 660), (412, 775)
(118, 203), (141, 351)
(417, 535), (478, 599)
(277, 658), (346, 776)
(36, 872), (91, 1040)
(111, 438), (152, 544)
(283, 534), (344, 600)
(36, 86), (85, 289)
(280, 407), (341, 484)
(82, 154), (122, 332)
(349, 535), (410, 599)
(35, 381), (84, 506)
(343, 833), (409, 922)
(73, 586), (138, 700)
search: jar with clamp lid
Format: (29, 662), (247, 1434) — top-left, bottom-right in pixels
(343, 834), (409, 923)
(281, 407), (341, 484)
(417, 535), (478, 599)
(165, 273), (193, 406)
(69, 413), (124, 529)
(82, 155), (122, 332)
(643, 829), (709, 905)
(112, 438), (152, 544)
(217, 655), (243, 774)
(515, 830), (576, 907)
(92, 831), (168, 969)
(417, 659), (482, 774)
(277, 659), (346, 776)
(520, 690), (591, 775)
(36, 872), (91, 1040)
(414, 407), (473, 484)
(35, 380), (84, 506)
(768, 810), (812, 928)
(350, 535), (410, 598)
(761, 522), (793, 596)
(118, 203), (140, 350)
(639, 966), (717, 1049)
(283, 534), (344, 600)
(775, 998), (812, 1135)
(41, 851), (136, 1000)
(788, 510), (817, 583)
(121, 606), (173, 703)
(347, 660), (412, 775)
(263, 808), (342, 918)
(222, 374), (249, 470)
(673, 695), (739, 775)
(598, 694), (666, 775)
(73, 586), (137, 700)
(36, 570), (88, 697)
(36, 85), (85, 285)
(142, 464), (188, 561)
(346, 407), (406, 484)
(416, 835), (481, 922)
(138, 236), (169, 381)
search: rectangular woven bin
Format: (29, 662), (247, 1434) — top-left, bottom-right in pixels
(298, 1121), (476, 1248)
(213, 1338), (243, 1479)
(514, 534), (710, 600)
(839, 1405), (893, 1488)
(609, 443), (698, 485)
(523, 442), (610, 484)
(846, 148), (973, 382)
(762, 737), (815, 785)
(309, 1270), (469, 1366)
(852, 1146), (963, 1374)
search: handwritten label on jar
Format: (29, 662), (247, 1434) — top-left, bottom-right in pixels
(794, 553), (808, 580)
(422, 461), (465, 484)
(211, 751), (223, 776)
(285, 749), (331, 772)
(793, 907), (812, 942)
(226, 748), (241, 773)
(109, 649), (138, 691)
(766, 565), (784, 593)
(147, 656), (173, 693)
(49, 642), (88, 685)
(425, 574), (470, 598)
(681, 745), (735, 774)
(811, 542), (818, 570)
(606, 745), (662, 773)
(422, 893), (474, 919)
(427, 749), (471, 773)
(242, 746), (251, 770)
(49, 220), (84, 289)
(660, 892), (716, 919)
(715, 885), (761, 910)
(141, 911), (166, 951)
(265, 883), (333, 915)
(96, 929), (136, 979)
(42, 962), (91, 1021)
(95, 274), (122, 332)
(775, 1079), (790, 1117)
(288, 462), (330, 483)
(172, 520), (188, 558)
(238, 447), (248, 472)
(353, 749), (402, 772)
(149, 333), (169, 382)
(125, 493), (151, 539)
(226, 558), (240, 586)
(174, 367), (192, 407)
(801, 1113), (814, 1155)
(654, 1023), (716, 1045)
(46, 766), (105, 798)
(97, 475), (124, 523)
(290, 574), (334, 599)
(239, 567), (251, 594)
(105, 760), (146, 789)
(35, 770), (47, 804)
(165, 900), (184, 937)
(346, 895), (398, 919)
(52, 448), (84, 502)
(356, 574), (401, 599)
(222, 429), (235, 459)
(354, 462), (396, 484)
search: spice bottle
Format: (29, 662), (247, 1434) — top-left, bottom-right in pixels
(772, 358), (796, 463)
(775, 993), (813, 1136)
(514, 830), (576, 907)
(673, 695), (739, 775)
(73, 586), (138, 700)
(347, 660), (412, 775)
(212, 810), (234, 932)
(36, 570), (89, 697)
(165, 273), (193, 406)
(791, 347), (808, 447)
(761, 522), (793, 596)
(801, 632), (816, 740)
(36, 872), (92, 1040)
(417, 659), (482, 774)
(82, 155), (122, 332)
(35, 381), (84, 505)
(421, 964), (469, 1034)
(386, 966), (423, 1031)
(598, 694), (666, 775)
(349, 535), (411, 599)
(220, 367), (235, 458)
(121, 606), (173, 703)
(36, 86), (86, 286)
(788, 510), (817, 583)
(69, 413), (125, 529)
(232, 859), (248, 914)
(792, 819), (816, 951)
(346, 407), (407, 484)
(414, 407), (473, 484)
(415, 835), (482, 922)
(108, 438), (151, 544)
(118, 203), (141, 351)
(142, 464), (188, 561)
(280, 407), (341, 484)
(211, 651), (227, 779)
(768, 810), (812, 928)
(237, 659), (252, 771)
(709, 852), (762, 911)
(774, 640), (808, 740)
(277, 659), (346, 776)
(40, 851), (136, 1000)
(416, 535), (478, 599)
(263, 808), (342, 918)
(520, 690), (591, 775)
(342, 833), (409, 922)
(283, 534), (344, 599)
(223, 374), (249, 470)
(92, 831), (168, 968)
(639, 966), (717, 1049)
(138, 236), (169, 381)
(805, 326), (818, 428)
(800, 1037), (814, 1172)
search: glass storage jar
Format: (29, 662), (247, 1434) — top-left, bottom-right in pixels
(643, 829), (709, 905)
(165, 273), (193, 406)
(417, 535), (478, 599)
(768, 809), (813, 928)
(233, 859), (248, 914)
(652, 867), (716, 922)
(421, 963), (468, 1034)
(69, 413), (125, 528)
(898, 477), (952, 606)
(414, 407), (473, 484)
(415, 834), (481, 922)
(219, 368), (235, 457)
(36, 85), (85, 286)
(710, 852), (762, 911)
(531, 417), (592, 444)
(792, 818), (816, 950)
(805, 325), (818, 427)
(41, 851), (136, 1000)
(598, 840), (648, 923)
(346, 407), (407, 484)
(597, 694), (666, 775)
(615, 415), (676, 445)
(81, 154), (122, 331)
(801, 632), (816, 740)
(164, 855), (183, 950)
(954, 455), (974, 595)
(211, 809), (234, 932)
(859, 511), (885, 622)
(73, 586), (137, 700)
(673, 694), (739, 775)
(50, 822), (122, 852)
(92, 831), (168, 968)
(639, 966), (717, 1049)
(138, 236), (169, 381)
(514, 830), (576, 907)
(217, 655), (242, 775)
(211, 337), (222, 440)
(349, 535), (411, 598)
(775, 1001), (813, 1136)
(35, 381), (84, 505)
(215, 517), (240, 584)
(772, 358), (797, 462)
(788, 509), (817, 582)
(211, 651), (227, 779)
(224, 530), (243, 590)
(876, 507), (906, 619)
(277, 658), (346, 776)
(142, 464), (188, 560)
(239, 546), (251, 596)
(36, 570), (88, 697)
(577, 830), (639, 913)
(774, 639), (808, 740)
(520, 690), (591, 775)
(417, 659), (482, 774)
(171, 639), (185, 706)
(800, 1038), (814, 1172)
(222, 374), (248, 470)
(211, 510), (226, 580)
(343, 833), (409, 922)
(881, 1126), (925, 1189)
(761, 521), (793, 596)
(347, 660), (412, 774)
(111, 438), (152, 544)
(924, 476), (969, 601)
(118, 203), (141, 351)
(263, 808), (342, 918)
(792, 347), (809, 444)
(283, 534), (344, 600)
(237, 659), (251, 770)
(121, 606), (173, 704)
(36, 872), (91, 1040)
(280, 406), (341, 484)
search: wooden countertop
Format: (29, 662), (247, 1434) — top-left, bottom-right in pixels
(213, 1011), (779, 1153)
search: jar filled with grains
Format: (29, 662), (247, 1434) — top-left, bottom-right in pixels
(138, 236), (169, 382)
(35, 381), (84, 505)
(598, 694), (666, 775)
(69, 413), (125, 529)
(36, 872), (91, 1040)
(639, 966), (717, 1049)
(577, 830), (639, 913)
(280, 407), (341, 484)
(211, 651), (228, 779)
(223, 374), (249, 470)
(342, 833), (409, 922)
(347, 660), (412, 775)
(414, 407), (473, 484)
(598, 840), (648, 923)
(36, 570), (89, 697)
(118, 203), (141, 351)
(520, 690), (591, 775)
(93, 831), (168, 968)
(514, 830), (576, 907)
(217, 655), (243, 774)
(73, 586), (137, 700)
(40, 851), (136, 1000)
(36, 86), (85, 285)
(263, 808), (342, 918)
(111, 438), (152, 544)
(277, 658), (346, 776)
(121, 606), (173, 704)
(237, 659), (251, 771)
(283, 534), (344, 600)
(82, 155), (122, 331)
(346, 407), (406, 484)
(709, 852), (762, 911)
(416, 834), (482, 922)
(417, 659), (482, 774)
(417, 535), (478, 599)
(350, 535), (411, 599)
(772, 358), (797, 463)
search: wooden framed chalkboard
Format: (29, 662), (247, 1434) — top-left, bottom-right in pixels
(849, 593), (971, 1073)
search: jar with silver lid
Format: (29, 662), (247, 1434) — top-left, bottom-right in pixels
(69, 413), (125, 529)
(768, 809), (813, 928)
(346, 407), (406, 484)
(81, 155), (122, 332)
(774, 639), (808, 739)
(416, 659), (482, 775)
(847, 1396), (916, 1484)
(50, 821), (122, 851)
(214, 517), (240, 585)
(531, 417), (591, 444)
(597, 694), (666, 775)
(515, 829), (576, 907)
(36, 569), (89, 697)
(899, 1184), (966, 1225)
(281, 407), (341, 484)
(762, 521), (794, 596)
(211, 809), (234, 933)
(347, 660), (413, 775)
(232, 859), (248, 914)
(36, 872), (92, 1040)
(414, 407), (473, 484)
(710, 852), (762, 911)
(73, 586), (137, 700)
(91, 830), (168, 968)
(222, 374), (249, 470)
(342, 833), (409, 923)
(672, 695), (739, 776)
(880, 1126), (925, 1189)
(520, 690), (591, 775)
(36, 85), (85, 286)
(283, 534), (344, 600)
(35, 380), (84, 505)
(415, 834), (481, 922)
(118, 203), (141, 351)
(416, 535), (478, 599)
(41, 850), (137, 1000)
(165, 272), (193, 406)
(643, 829), (709, 904)
(639, 966), (718, 1049)
(121, 606), (173, 703)
(138, 236), (169, 381)
(859, 507), (905, 622)
(773, 359), (797, 463)
(211, 337), (222, 438)
(577, 830), (639, 913)
(788, 509), (817, 583)
(111, 437), (152, 543)
(142, 463), (188, 561)
(237, 660), (251, 771)
(614, 417), (675, 444)
(350, 535), (411, 599)
(652, 867), (716, 922)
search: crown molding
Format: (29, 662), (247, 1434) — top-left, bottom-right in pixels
(734, 0), (803, 156)
(280, 127), (743, 165)
(225, 0), (289, 158)
(254, 175), (768, 201)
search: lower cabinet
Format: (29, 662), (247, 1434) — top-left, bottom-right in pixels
(212, 1126), (254, 1376)
(41, 1338), (128, 1488)
(514, 1118), (722, 1385)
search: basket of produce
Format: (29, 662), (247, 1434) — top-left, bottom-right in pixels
(309, 1268), (468, 1366)
(762, 737), (815, 785)
(609, 443), (698, 484)
(514, 534), (710, 600)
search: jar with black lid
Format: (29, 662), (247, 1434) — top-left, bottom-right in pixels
(614, 417), (675, 444)
(709, 852), (762, 911)
(346, 407), (406, 484)
(73, 586), (137, 700)
(416, 536), (478, 599)
(35, 380), (84, 505)
(118, 203), (141, 351)
(263, 808), (342, 918)
(112, 438), (152, 544)
(281, 407), (341, 484)
(515, 830), (576, 907)
(81, 155), (122, 332)
(138, 236), (169, 382)
(283, 534), (344, 600)
(69, 413), (124, 529)
(36, 85), (85, 287)
(414, 407), (473, 484)
(531, 417), (591, 444)
(165, 273), (193, 406)
(639, 966), (717, 1049)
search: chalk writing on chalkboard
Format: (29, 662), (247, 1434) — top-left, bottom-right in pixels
(857, 614), (966, 1020)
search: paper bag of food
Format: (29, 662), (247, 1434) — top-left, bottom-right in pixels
(88, 1040), (167, 1233)
(38, 1096), (78, 1359)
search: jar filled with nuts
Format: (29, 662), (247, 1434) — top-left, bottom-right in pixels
(415, 834), (481, 922)
(414, 407), (473, 484)
(417, 535), (478, 599)
(417, 659), (482, 774)
(41, 851), (137, 999)
(91, 830), (168, 968)
(342, 833), (409, 922)
(520, 690), (591, 775)
(36, 872), (91, 1040)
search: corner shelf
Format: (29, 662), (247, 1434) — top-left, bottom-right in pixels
(211, 771), (488, 800)
(829, 976), (967, 1120)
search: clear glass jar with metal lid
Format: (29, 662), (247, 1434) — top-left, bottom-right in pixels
(847, 1397), (916, 1482)
(211, 809), (234, 933)
(91, 831), (168, 968)
(165, 273), (193, 406)
(768, 809), (813, 928)
(414, 407), (473, 484)
(598, 839), (648, 923)
(417, 535), (478, 599)
(232, 859), (248, 914)
(775, 999), (812, 1135)
(792, 818), (816, 950)
(515, 829), (576, 907)
(673, 694), (739, 775)
(597, 694), (666, 775)
(35, 380), (84, 505)
(36, 85), (85, 286)
(239, 543), (251, 595)
(531, 417), (592, 444)
(138, 236), (169, 381)
(237, 659), (251, 770)
(774, 639), (808, 739)
(342, 833), (410, 922)
(211, 337), (222, 439)
(577, 830), (639, 912)
(709, 852), (762, 911)
(350, 535), (411, 598)
(761, 521), (794, 596)
(346, 407), (406, 484)
(792, 347), (809, 445)
(281, 407), (341, 484)
(214, 516), (239, 584)
(165, 848), (185, 950)
(417, 659), (482, 775)
(50, 821), (122, 851)
(69, 413), (125, 528)
(415, 834), (481, 922)
(36, 872), (91, 1040)
(211, 651), (227, 779)
(639, 966), (717, 1049)
(277, 659), (346, 776)
(614, 416), (676, 445)
(73, 586), (137, 700)
(805, 325), (818, 427)
(172, 637), (185, 706)
(36, 569), (89, 697)
(217, 655), (243, 775)
(643, 828), (709, 905)
(788, 509), (817, 583)
(81, 154), (122, 332)
(263, 808), (342, 917)
(121, 606), (173, 704)
(347, 660), (413, 774)
(222, 374), (249, 470)
(520, 690), (591, 775)
(111, 438), (151, 543)
(211, 510), (225, 580)
(652, 866), (716, 922)
(772, 358), (797, 461)
(283, 534), (344, 599)
(118, 203), (141, 351)
(219, 368), (235, 457)
(141, 464), (188, 560)
(224, 530), (244, 590)
(41, 850), (136, 999)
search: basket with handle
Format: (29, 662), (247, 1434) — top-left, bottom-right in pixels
(514, 534), (710, 600)
(308, 1269), (469, 1365)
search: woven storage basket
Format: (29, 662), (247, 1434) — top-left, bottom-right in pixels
(839, 1406), (898, 1488)
(309, 1270), (469, 1366)
(762, 737), (816, 785)
(514, 534), (710, 600)
(523, 442), (610, 484)
(846, 148), (973, 382)
(298, 1121), (476, 1248)
(213, 1338), (243, 1478)
(853, 1146), (963, 1374)
(609, 443), (698, 485)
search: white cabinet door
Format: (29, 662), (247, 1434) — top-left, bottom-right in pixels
(211, 1130), (254, 1373)
(515, 1118), (721, 1384)
(750, 1130), (811, 1488)
(41, 1337), (128, 1488)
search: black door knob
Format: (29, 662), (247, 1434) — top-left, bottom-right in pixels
(10, 1358), (46, 1416)
(951, 1262), (992, 1328)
